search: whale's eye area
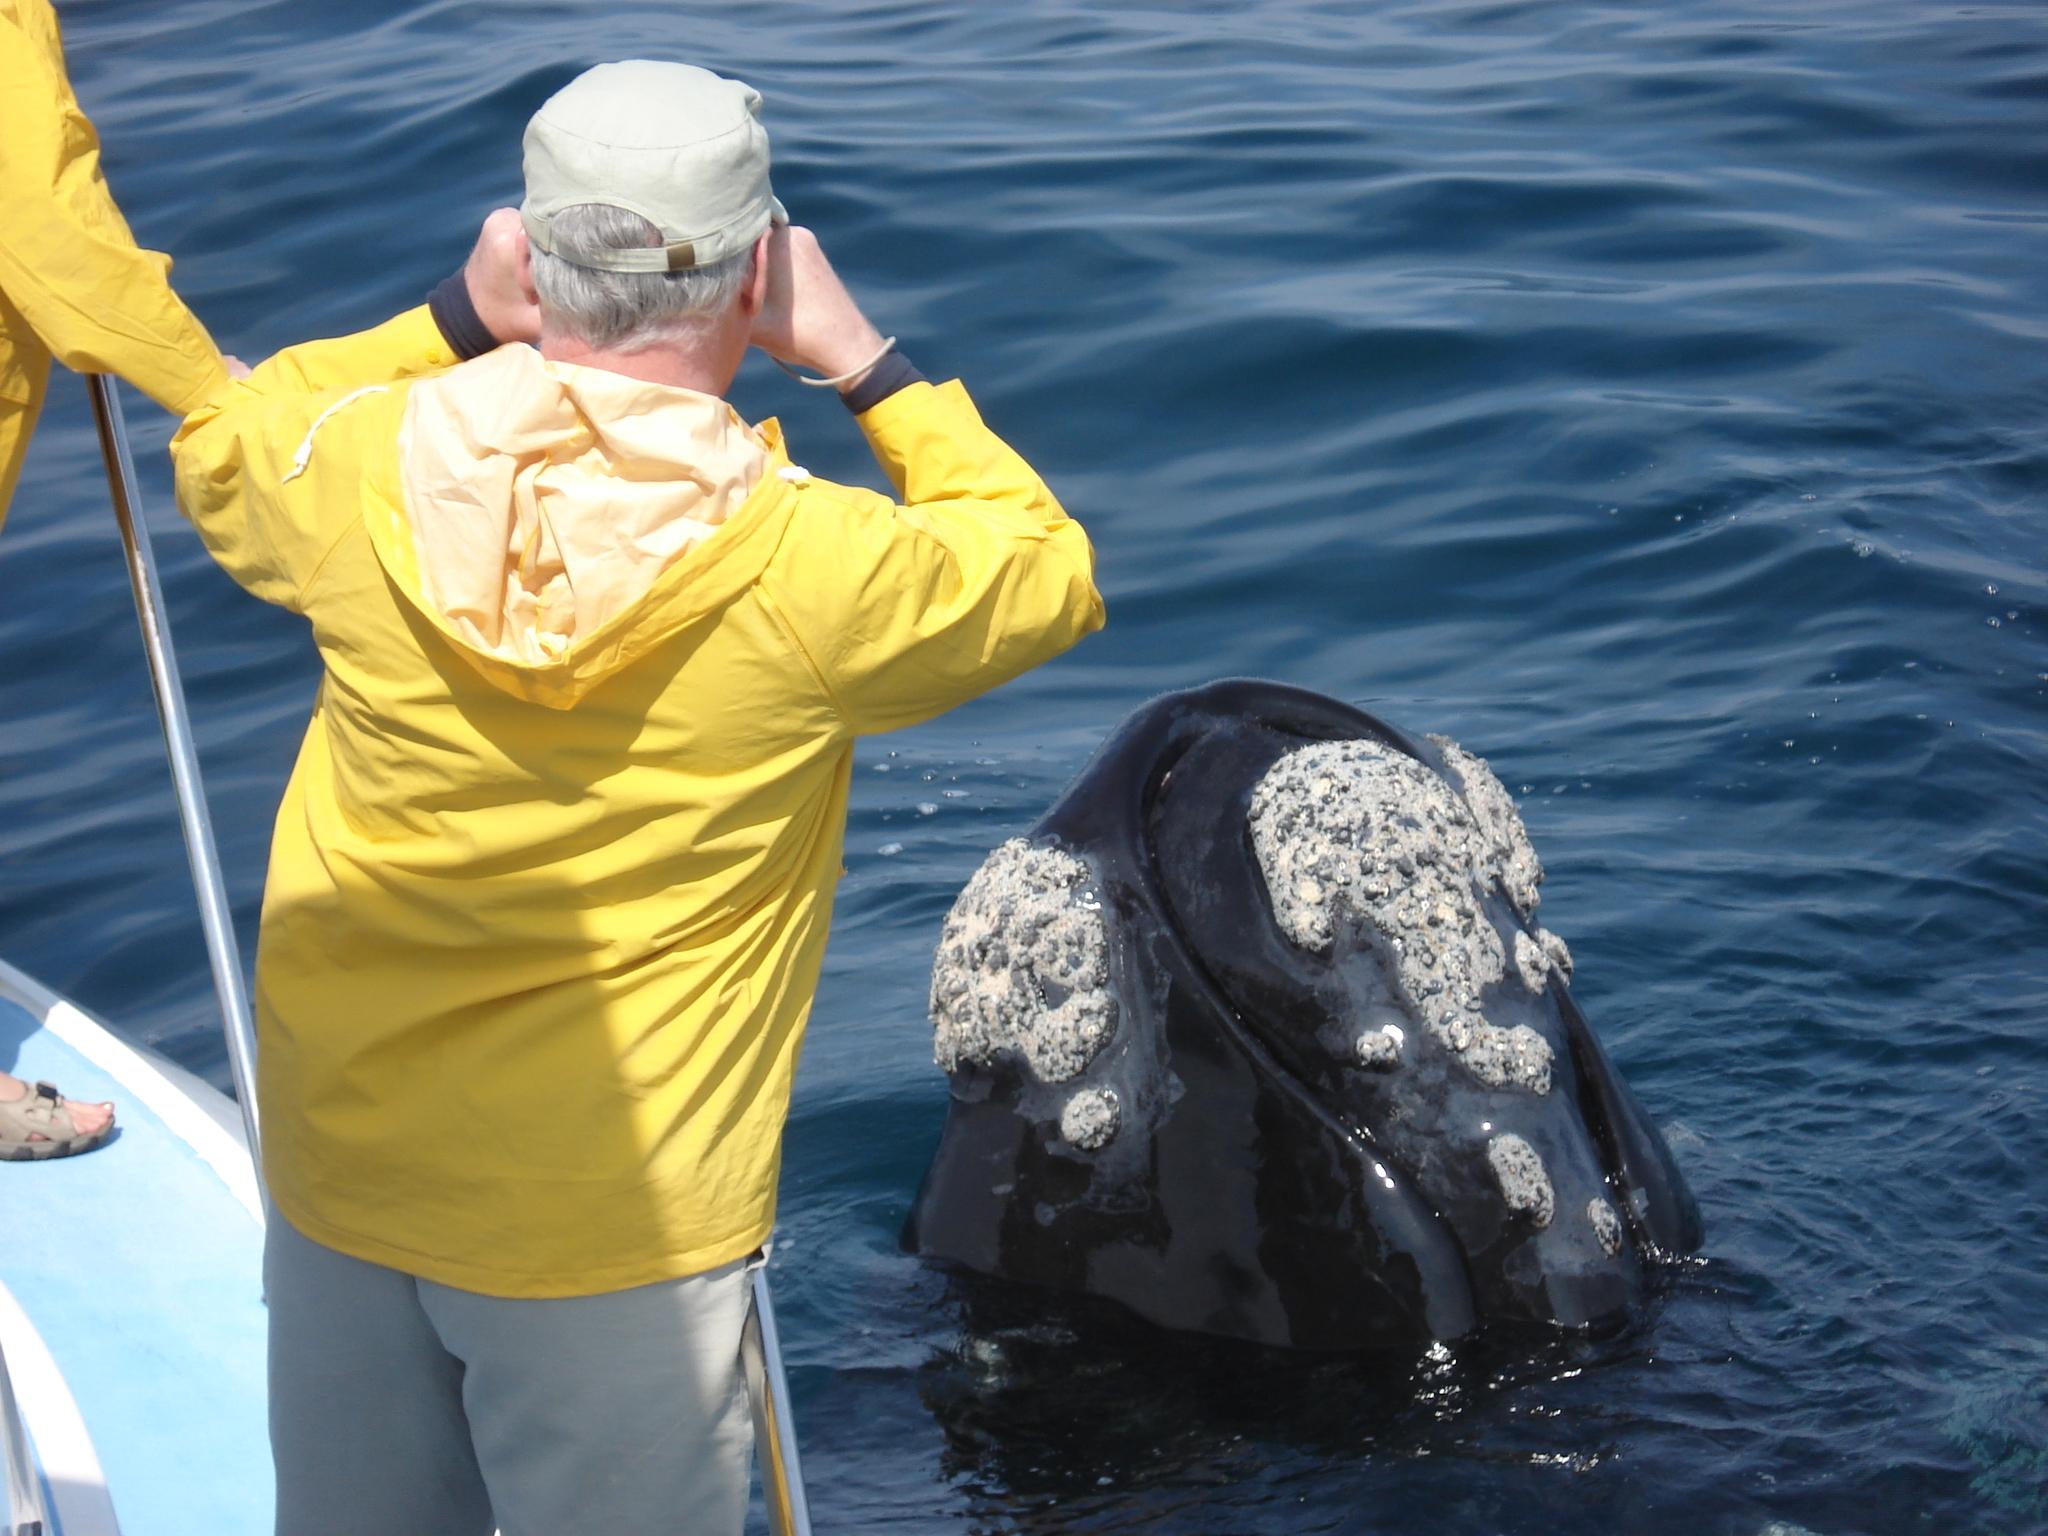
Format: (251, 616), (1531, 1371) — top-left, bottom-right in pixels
(929, 838), (1117, 1090)
(1246, 737), (1571, 1095)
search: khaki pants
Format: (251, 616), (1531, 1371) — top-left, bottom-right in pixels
(263, 1210), (754, 1535)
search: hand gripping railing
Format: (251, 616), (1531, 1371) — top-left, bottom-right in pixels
(88, 375), (815, 1535)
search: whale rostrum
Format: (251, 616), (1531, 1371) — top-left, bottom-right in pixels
(906, 680), (1704, 1350)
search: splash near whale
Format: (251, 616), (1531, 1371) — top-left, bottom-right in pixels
(904, 680), (1703, 1350)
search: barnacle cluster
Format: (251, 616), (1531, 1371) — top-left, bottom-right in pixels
(1487, 1133), (1556, 1228)
(1248, 738), (1573, 1093)
(930, 839), (1115, 1085)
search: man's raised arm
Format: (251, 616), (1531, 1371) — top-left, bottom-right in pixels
(169, 213), (535, 611)
(753, 227), (1105, 735)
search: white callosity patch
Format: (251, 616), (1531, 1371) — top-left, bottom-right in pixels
(1588, 1196), (1624, 1256)
(1427, 735), (1543, 918)
(1539, 927), (1574, 981)
(1059, 1086), (1121, 1150)
(1354, 1023), (1404, 1070)
(1463, 1023), (1553, 1095)
(1247, 738), (1554, 1093)
(1488, 1133), (1556, 1227)
(930, 839), (1115, 1083)
(1517, 928), (1576, 999)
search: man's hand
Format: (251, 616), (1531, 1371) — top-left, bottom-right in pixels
(749, 225), (887, 387)
(224, 355), (252, 380)
(464, 208), (542, 346)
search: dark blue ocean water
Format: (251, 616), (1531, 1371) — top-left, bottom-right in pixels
(3, 2), (2045, 1531)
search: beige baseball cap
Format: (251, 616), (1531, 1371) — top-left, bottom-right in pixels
(520, 60), (788, 274)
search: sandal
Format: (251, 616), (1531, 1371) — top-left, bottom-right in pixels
(0, 1079), (114, 1161)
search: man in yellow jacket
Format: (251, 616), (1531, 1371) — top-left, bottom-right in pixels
(1, 0), (230, 1157)
(170, 60), (1102, 1531)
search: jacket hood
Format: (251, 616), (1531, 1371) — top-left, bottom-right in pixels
(366, 344), (799, 708)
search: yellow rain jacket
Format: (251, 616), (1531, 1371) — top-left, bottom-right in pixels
(171, 308), (1103, 1296)
(0, 0), (226, 520)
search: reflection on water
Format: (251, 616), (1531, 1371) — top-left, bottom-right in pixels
(904, 1267), (1721, 1534)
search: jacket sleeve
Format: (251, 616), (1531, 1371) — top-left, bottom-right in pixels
(764, 379), (1105, 736)
(0, 0), (227, 416)
(170, 306), (457, 611)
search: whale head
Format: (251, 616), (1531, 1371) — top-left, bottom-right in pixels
(905, 680), (1702, 1350)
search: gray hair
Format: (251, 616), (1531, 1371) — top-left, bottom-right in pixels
(529, 203), (751, 351)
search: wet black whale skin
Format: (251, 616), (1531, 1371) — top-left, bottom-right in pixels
(903, 680), (1703, 1350)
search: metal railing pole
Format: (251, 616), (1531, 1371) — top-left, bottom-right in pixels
(742, 1260), (815, 1536)
(86, 375), (263, 1171)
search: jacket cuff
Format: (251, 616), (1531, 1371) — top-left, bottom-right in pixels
(428, 269), (499, 362)
(838, 350), (925, 415)
(166, 354), (234, 418)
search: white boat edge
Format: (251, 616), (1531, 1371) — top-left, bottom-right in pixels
(0, 1276), (119, 1536)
